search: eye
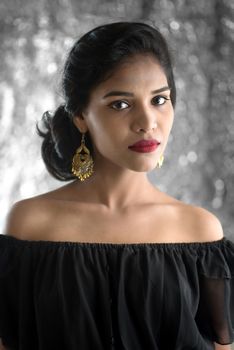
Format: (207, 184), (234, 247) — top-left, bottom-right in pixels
(152, 95), (170, 106)
(109, 100), (129, 110)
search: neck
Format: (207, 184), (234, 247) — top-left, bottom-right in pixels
(73, 162), (157, 212)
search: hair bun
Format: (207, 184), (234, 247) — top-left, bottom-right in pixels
(36, 105), (80, 180)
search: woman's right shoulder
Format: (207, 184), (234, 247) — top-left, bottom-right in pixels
(2, 197), (53, 240)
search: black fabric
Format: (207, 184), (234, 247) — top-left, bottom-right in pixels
(0, 234), (233, 350)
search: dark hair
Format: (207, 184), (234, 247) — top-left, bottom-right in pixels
(36, 21), (176, 181)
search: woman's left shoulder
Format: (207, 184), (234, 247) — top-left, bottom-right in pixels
(177, 202), (224, 242)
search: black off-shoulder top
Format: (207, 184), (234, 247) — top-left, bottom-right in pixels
(0, 234), (233, 350)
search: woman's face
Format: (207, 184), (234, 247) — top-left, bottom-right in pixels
(73, 53), (174, 173)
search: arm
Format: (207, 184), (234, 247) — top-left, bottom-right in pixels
(214, 343), (232, 350)
(0, 339), (7, 350)
(1, 201), (44, 350)
(193, 207), (232, 350)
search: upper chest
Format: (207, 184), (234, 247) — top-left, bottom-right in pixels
(42, 200), (196, 244)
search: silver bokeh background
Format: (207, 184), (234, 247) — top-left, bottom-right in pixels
(0, 0), (234, 241)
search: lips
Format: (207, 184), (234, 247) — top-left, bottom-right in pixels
(128, 139), (160, 148)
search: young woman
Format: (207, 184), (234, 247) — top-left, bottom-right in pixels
(0, 21), (233, 350)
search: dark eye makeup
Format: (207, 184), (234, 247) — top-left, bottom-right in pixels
(109, 101), (129, 110)
(152, 95), (170, 105)
(108, 95), (170, 111)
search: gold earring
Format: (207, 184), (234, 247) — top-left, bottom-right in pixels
(156, 154), (164, 168)
(71, 132), (94, 181)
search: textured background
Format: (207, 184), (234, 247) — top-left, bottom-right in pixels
(0, 0), (234, 242)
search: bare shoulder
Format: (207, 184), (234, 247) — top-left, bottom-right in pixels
(2, 181), (77, 240)
(2, 179), (84, 241)
(3, 197), (53, 240)
(176, 202), (224, 242)
(149, 190), (223, 243)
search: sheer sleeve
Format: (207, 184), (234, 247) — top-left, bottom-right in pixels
(195, 238), (234, 345)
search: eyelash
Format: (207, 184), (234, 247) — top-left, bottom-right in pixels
(109, 95), (170, 111)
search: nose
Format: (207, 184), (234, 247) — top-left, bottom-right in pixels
(138, 123), (157, 132)
(135, 106), (158, 132)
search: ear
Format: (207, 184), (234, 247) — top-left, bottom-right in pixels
(72, 114), (88, 133)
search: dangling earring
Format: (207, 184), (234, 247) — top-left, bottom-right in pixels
(156, 154), (164, 168)
(71, 132), (94, 181)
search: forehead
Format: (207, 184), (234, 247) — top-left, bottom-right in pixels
(96, 54), (168, 91)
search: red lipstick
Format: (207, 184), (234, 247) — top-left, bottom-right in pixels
(128, 139), (161, 153)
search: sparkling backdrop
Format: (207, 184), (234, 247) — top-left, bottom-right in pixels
(0, 0), (233, 241)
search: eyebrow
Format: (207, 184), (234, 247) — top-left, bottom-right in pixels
(102, 86), (170, 99)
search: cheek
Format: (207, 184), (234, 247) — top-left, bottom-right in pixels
(84, 109), (106, 136)
(87, 118), (118, 150)
(88, 108), (122, 138)
(164, 107), (174, 128)
(159, 109), (174, 139)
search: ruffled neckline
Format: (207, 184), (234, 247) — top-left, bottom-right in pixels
(0, 234), (227, 250)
